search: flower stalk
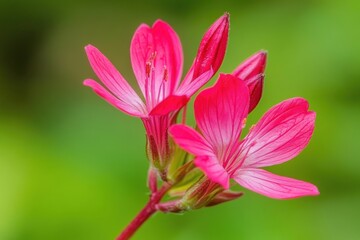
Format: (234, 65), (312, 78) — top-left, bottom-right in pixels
(116, 183), (172, 240)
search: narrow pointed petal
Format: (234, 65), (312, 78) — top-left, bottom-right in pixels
(194, 74), (249, 151)
(169, 124), (213, 156)
(233, 50), (267, 81)
(194, 156), (230, 189)
(188, 13), (229, 81)
(176, 68), (213, 97)
(85, 45), (146, 114)
(130, 20), (183, 103)
(83, 79), (146, 117)
(241, 98), (316, 168)
(233, 168), (319, 199)
(149, 95), (188, 116)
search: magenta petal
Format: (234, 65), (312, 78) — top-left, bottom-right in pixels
(84, 45), (144, 111)
(181, 61), (194, 86)
(233, 168), (319, 199)
(130, 24), (153, 96)
(176, 68), (213, 97)
(195, 156), (230, 189)
(83, 79), (146, 117)
(194, 74), (249, 151)
(169, 124), (213, 156)
(149, 95), (188, 116)
(233, 50), (267, 81)
(190, 13), (229, 80)
(130, 20), (183, 103)
(152, 20), (184, 94)
(241, 98), (315, 168)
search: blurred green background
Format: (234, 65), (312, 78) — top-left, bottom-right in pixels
(1, 0), (359, 239)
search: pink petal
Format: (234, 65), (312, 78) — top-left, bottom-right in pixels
(233, 168), (319, 199)
(149, 95), (188, 116)
(152, 20), (184, 93)
(232, 50), (267, 81)
(194, 74), (249, 152)
(83, 79), (146, 117)
(175, 68), (214, 97)
(241, 98), (316, 168)
(169, 124), (213, 156)
(130, 24), (152, 96)
(130, 20), (183, 105)
(182, 13), (229, 85)
(84, 45), (145, 114)
(195, 156), (230, 189)
(181, 60), (194, 86)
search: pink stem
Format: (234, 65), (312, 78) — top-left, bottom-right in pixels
(116, 183), (171, 240)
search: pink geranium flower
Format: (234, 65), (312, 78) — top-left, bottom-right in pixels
(84, 14), (229, 172)
(170, 74), (319, 199)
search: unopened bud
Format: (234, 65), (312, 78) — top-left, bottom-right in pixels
(192, 13), (230, 80)
(232, 51), (267, 112)
(181, 178), (224, 210)
(206, 190), (243, 207)
(233, 50), (267, 80)
(246, 74), (264, 113)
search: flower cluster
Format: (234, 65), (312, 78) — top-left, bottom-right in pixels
(84, 13), (318, 239)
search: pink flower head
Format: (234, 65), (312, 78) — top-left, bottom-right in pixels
(84, 14), (229, 174)
(170, 74), (319, 199)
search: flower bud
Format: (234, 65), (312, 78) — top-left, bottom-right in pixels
(180, 178), (224, 210)
(158, 178), (242, 213)
(192, 13), (230, 80)
(245, 73), (264, 113)
(233, 50), (267, 80)
(205, 190), (243, 207)
(233, 51), (267, 112)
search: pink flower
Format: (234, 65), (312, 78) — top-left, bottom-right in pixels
(170, 74), (319, 199)
(84, 14), (229, 174)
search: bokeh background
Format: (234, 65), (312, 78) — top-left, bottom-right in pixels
(1, 0), (360, 239)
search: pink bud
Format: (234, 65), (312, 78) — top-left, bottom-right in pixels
(246, 73), (264, 113)
(192, 13), (230, 80)
(233, 50), (267, 80)
(233, 51), (267, 113)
